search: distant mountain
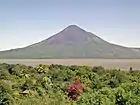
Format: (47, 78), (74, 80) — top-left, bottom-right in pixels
(0, 25), (140, 59)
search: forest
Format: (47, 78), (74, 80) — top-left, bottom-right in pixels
(0, 63), (140, 105)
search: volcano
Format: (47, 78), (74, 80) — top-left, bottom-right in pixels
(0, 25), (140, 59)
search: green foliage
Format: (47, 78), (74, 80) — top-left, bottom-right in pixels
(0, 63), (140, 105)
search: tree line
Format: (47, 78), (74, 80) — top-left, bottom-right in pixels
(0, 63), (140, 105)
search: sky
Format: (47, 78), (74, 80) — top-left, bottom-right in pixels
(0, 0), (140, 51)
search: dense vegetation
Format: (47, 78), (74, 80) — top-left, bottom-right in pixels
(0, 63), (140, 105)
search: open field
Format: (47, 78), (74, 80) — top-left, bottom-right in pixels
(0, 59), (140, 70)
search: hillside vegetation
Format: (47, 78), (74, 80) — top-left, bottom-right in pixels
(0, 63), (140, 105)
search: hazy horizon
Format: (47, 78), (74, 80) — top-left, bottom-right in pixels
(0, 0), (140, 51)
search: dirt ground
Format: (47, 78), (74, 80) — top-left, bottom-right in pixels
(0, 59), (140, 70)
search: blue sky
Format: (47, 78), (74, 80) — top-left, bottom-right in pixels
(0, 0), (140, 51)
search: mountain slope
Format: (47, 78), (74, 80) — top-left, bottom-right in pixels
(0, 25), (140, 59)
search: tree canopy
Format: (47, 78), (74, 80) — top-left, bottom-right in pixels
(0, 63), (140, 105)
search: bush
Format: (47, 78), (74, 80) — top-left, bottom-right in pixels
(0, 63), (140, 105)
